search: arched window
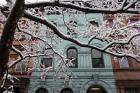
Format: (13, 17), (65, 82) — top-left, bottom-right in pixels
(35, 88), (48, 93)
(67, 47), (78, 68)
(92, 49), (104, 68)
(87, 85), (107, 93)
(60, 88), (73, 93)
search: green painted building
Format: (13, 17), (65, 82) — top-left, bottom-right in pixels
(28, 8), (117, 93)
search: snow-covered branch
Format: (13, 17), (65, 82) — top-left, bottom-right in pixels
(25, 0), (140, 14)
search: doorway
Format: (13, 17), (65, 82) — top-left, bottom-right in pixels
(86, 85), (107, 93)
(60, 88), (73, 93)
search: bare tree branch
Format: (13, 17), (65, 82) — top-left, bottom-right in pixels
(25, 1), (140, 14)
(23, 11), (137, 58)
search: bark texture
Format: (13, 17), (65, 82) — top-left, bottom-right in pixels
(0, 0), (25, 81)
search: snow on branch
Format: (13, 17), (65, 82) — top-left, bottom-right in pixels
(25, 0), (140, 14)
(22, 8), (140, 62)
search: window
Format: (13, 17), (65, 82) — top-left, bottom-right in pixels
(125, 88), (139, 93)
(36, 88), (48, 93)
(41, 58), (52, 68)
(15, 61), (26, 72)
(92, 49), (104, 68)
(60, 88), (73, 93)
(129, 18), (140, 31)
(67, 47), (78, 68)
(106, 19), (113, 28)
(118, 57), (129, 68)
(89, 20), (99, 27)
(129, 18), (139, 23)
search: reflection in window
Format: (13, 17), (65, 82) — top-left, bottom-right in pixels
(60, 88), (73, 93)
(92, 49), (104, 68)
(41, 58), (52, 68)
(129, 18), (140, 31)
(36, 88), (48, 93)
(118, 57), (129, 68)
(67, 47), (78, 68)
(124, 88), (139, 93)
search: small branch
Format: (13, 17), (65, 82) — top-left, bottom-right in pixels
(17, 22), (66, 67)
(23, 11), (138, 59)
(62, 9), (71, 33)
(123, 0), (137, 10)
(11, 46), (23, 59)
(103, 33), (140, 51)
(0, 69), (8, 88)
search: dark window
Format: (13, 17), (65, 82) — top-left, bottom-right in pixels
(60, 88), (73, 93)
(36, 88), (48, 93)
(89, 20), (99, 27)
(124, 88), (139, 93)
(67, 47), (78, 68)
(92, 49), (104, 68)
(129, 18), (139, 23)
(129, 18), (140, 31)
(41, 58), (52, 68)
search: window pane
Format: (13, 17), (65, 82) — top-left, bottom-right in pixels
(41, 58), (52, 68)
(67, 48), (78, 68)
(67, 49), (77, 58)
(92, 49), (101, 58)
(92, 58), (104, 68)
(125, 88), (139, 93)
(118, 57), (129, 68)
(92, 49), (104, 68)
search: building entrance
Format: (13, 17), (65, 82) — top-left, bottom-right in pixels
(86, 85), (107, 93)
(60, 88), (73, 93)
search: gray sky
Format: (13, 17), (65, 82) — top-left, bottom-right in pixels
(0, 0), (50, 4)
(0, 0), (87, 4)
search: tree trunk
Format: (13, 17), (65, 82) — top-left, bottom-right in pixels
(0, 0), (25, 81)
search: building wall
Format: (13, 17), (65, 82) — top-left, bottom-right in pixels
(112, 56), (140, 93)
(28, 12), (116, 93)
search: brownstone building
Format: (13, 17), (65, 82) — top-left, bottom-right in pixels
(112, 57), (140, 93)
(0, 23), (32, 93)
(104, 14), (140, 93)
